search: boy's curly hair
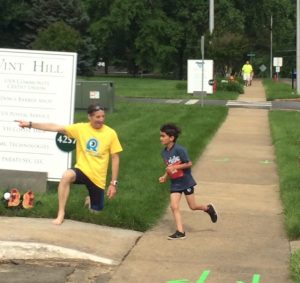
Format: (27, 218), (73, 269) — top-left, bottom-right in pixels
(160, 123), (181, 142)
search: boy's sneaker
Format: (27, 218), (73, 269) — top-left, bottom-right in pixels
(168, 230), (186, 240)
(206, 204), (218, 223)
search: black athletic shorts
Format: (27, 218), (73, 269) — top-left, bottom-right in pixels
(171, 187), (194, 195)
(72, 168), (104, 211)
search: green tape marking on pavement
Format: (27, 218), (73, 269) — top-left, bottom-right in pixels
(166, 270), (210, 283)
(260, 159), (273, 164)
(167, 280), (189, 283)
(196, 270), (210, 283)
(236, 274), (261, 283)
(252, 274), (261, 283)
(213, 157), (230, 163)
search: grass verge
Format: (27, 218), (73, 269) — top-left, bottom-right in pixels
(269, 110), (300, 282)
(291, 250), (300, 282)
(0, 102), (227, 232)
(79, 75), (239, 100)
(263, 79), (298, 100)
(269, 110), (300, 240)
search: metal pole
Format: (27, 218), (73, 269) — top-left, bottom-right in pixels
(297, 0), (300, 94)
(270, 15), (273, 79)
(209, 0), (214, 34)
(201, 35), (205, 107)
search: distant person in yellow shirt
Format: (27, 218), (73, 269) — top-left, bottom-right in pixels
(17, 104), (123, 225)
(242, 61), (253, 87)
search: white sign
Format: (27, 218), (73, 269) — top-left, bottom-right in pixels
(273, 57), (283, 67)
(187, 60), (214, 94)
(275, 66), (280, 73)
(0, 48), (77, 181)
(90, 91), (100, 99)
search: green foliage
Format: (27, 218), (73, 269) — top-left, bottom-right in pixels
(0, 1), (296, 78)
(217, 79), (244, 94)
(32, 21), (83, 52)
(0, 0), (31, 48)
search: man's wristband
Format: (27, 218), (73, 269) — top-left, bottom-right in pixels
(110, 180), (118, 187)
(28, 121), (32, 129)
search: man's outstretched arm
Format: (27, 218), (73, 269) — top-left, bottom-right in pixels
(16, 120), (66, 134)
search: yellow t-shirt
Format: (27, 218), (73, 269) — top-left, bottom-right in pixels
(242, 64), (253, 74)
(64, 123), (123, 188)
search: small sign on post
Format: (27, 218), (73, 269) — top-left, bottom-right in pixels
(273, 57), (283, 67)
(273, 57), (283, 81)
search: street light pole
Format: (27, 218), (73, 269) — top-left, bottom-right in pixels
(209, 0), (214, 34)
(297, 0), (300, 94)
(270, 15), (273, 79)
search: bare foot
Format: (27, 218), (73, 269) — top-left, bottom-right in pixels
(52, 214), (64, 225)
(84, 196), (91, 208)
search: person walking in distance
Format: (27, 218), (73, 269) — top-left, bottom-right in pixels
(242, 60), (253, 87)
(16, 104), (122, 225)
(159, 123), (217, 240)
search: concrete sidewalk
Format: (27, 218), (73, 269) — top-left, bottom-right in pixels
(110, 80), (292, 283)
(0, 80), (292, 282)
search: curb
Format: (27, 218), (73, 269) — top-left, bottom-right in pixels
(0, 241), (119, 265)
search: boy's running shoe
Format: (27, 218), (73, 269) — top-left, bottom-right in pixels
(206, 204), (218, 223)
(168, 230), (186, 240)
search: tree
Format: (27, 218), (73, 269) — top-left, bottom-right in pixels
(32, 21), (83, 51)
(0, 0), (32, 48)
(208, 0), (247, 75)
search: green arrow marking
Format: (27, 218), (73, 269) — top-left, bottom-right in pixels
(237, 274), (260, 283)
(196, 270), (210, 283)
(260, 159), (273, 164)
(167, 280), (190, 283)
(213, 157), (230, 163)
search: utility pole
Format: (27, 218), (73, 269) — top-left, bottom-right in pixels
(270, 15), (273, 79)
(297, 0), (300, 94)
(209, 0), (214, 34)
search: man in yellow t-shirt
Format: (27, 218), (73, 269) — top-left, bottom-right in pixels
(17, 104), (122, 225)
(242, 61), (253, 87)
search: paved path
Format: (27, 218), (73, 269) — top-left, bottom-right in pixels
(110, 80), (292, 283)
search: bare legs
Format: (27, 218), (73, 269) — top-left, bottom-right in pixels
(170, 193), (184, 233)
(52, 169), (76, 225)
(170, 193), (208, 233)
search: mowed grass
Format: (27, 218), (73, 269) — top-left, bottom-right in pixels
(0, 102), (227, 231)
(80, 75), (239, 100)
(267, 104), (300, 281)
(263, 79), (298, 100)
(269, 110), (300, 240)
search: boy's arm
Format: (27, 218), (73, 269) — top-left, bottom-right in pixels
(159, 172), (169, 183)
(166, 161), (192, 175)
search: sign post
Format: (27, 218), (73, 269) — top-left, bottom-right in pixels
(273, 57), (283, 81)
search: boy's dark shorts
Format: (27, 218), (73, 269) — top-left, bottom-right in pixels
(171, 187), (194, 196)
(72, 168), (104, 211)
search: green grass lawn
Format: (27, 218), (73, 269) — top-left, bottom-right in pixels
(79, 75), (240, 100)
(269, 110), (300, 282)
(263, 79), (298, 100)
(269, 111), (300, 240)
(0, 102), (227, 232)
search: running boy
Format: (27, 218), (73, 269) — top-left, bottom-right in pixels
(159, 123), (217, 240)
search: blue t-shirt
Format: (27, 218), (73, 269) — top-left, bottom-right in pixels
(161, 143), (196, 192)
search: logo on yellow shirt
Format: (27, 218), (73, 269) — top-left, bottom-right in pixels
(86, 138), (98, 153)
